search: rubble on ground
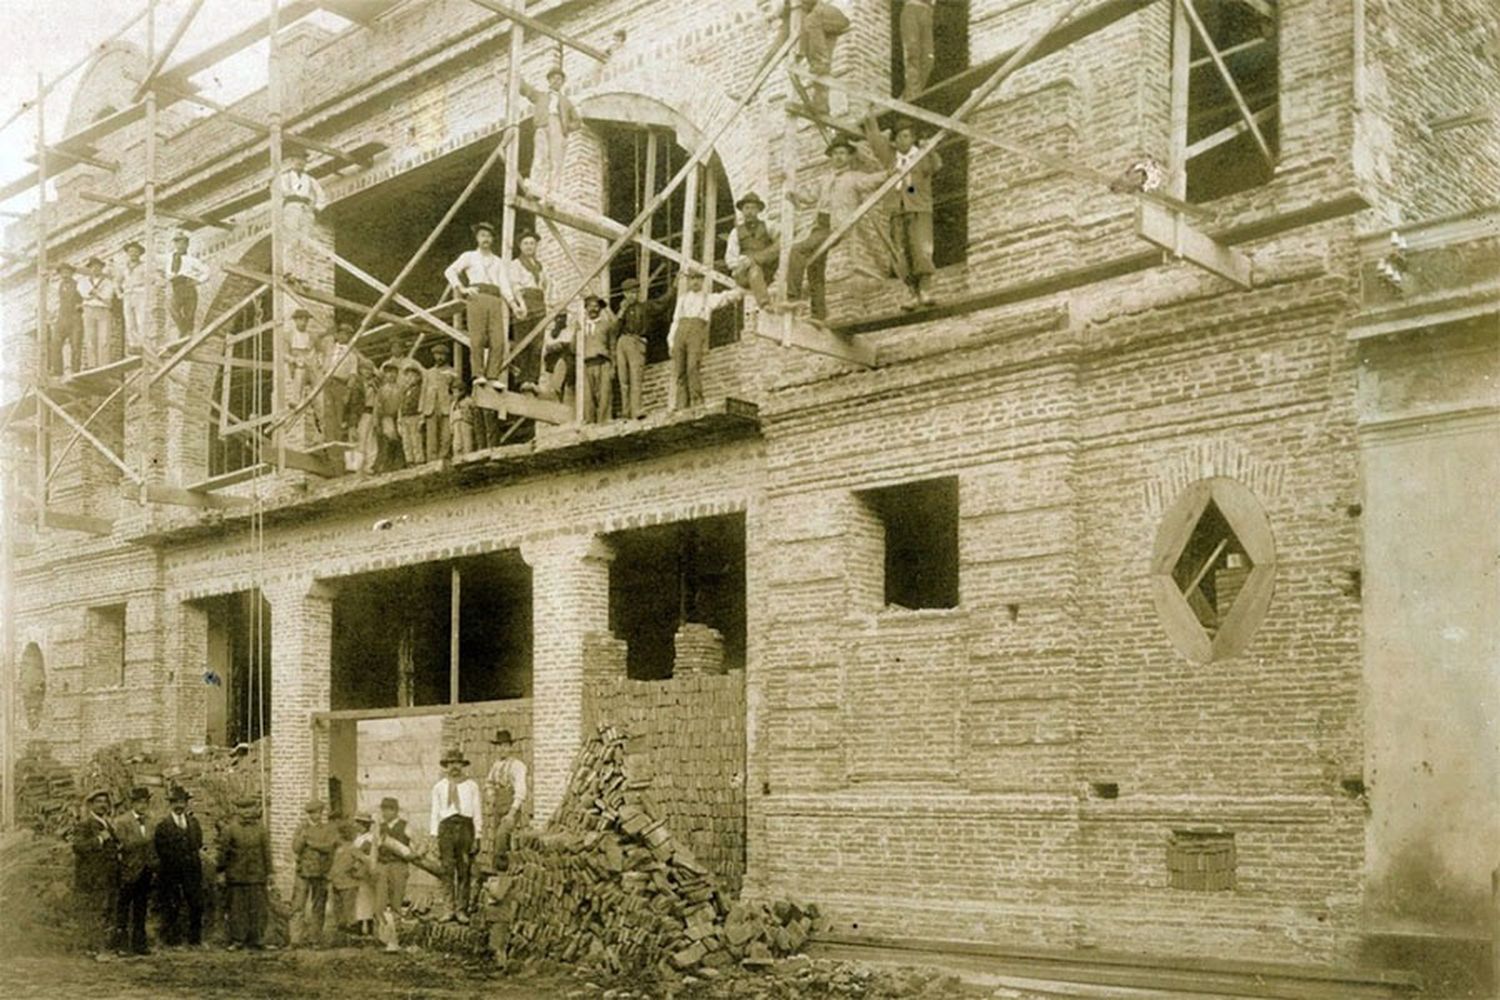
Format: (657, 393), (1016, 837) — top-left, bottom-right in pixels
(479, 724), (827, 977)
(0, 829), (77, 955)
(560, 955), (988, 999)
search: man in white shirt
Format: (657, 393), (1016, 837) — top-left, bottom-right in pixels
(118, 240), (149, 349)
(443, 221), (520, 387)
(78, 257), (117, 370)
(507, 232), (551, 392)
(668, 270), (743, 411)
(429, 749), (482, 923)
(483, 729), (528, 874)
(164, 231), (210, 337)
(277, 148), (327, 238)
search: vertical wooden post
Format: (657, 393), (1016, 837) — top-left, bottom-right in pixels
(450, 565), (461, 705)
(701, 161), (719, 271)
(33, 72), (48, 515)
(672, 162), (701, 412)
(0, 461), (14, 830)
(499, 14), (526, 393)
(141, 1), (157, 494)
(267, 0), (287, 471)
(1167, 0), (1191, 202)
(637, 132), (658, 295)
(775, 7), (803, 305)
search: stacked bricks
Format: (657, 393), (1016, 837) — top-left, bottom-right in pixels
(584, 670), (746, 891)
(439, 700), (535, 823)
(672, 623), (727, 676)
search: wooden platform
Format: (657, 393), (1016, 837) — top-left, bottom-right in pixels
(472, 382), (574, 425)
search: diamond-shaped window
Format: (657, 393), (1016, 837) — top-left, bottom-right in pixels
(1171, 500), (1255, 636)
(1152, 478), (1276, 663)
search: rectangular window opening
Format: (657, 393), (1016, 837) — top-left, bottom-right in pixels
(197, 590), (271, 746)
(608, 513), (747, 681)
(1167, 829), (1237, 891)
(330, 552), (533, 710)
(858, 476), (960, 611)
(85, 602), (127, 690)
(1177, 0), (1280, 203)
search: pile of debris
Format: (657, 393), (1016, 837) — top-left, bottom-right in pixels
(0, 829), (77, 956)
(485, 724), (826, 977)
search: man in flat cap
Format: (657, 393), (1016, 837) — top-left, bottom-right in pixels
(725, 193), (780, 308)
(164, 231), (210, 337)
(117, 240), (150, 352)
(70, 789), (119, 957)
(865, 117), (943, 309)
(445, 221), (522, 391)
(218, 797), (272, 950)
(289, 799), (336, 947)
(613, 277), (666, 420)
(153, 786), (205, 948)
(483, 729), (529, 874)
(421, 341), (459, 461)
(430, 749), (482, 922)
(575, 293), (617, 422)
(112, 786), (158, 955)
(521, 63), (580, 196)
(784, 124), (891, 320)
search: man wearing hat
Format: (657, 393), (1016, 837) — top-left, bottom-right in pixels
(49, 262), (84, 376)
(865, 117), (943, 309)
(613, 277), (663, 420)
(218, 797), (273, 950)
(421, 341), (459, 460)
(375, 796), (412, 912)
(164, 231), (209, 337)
(70, 789), (119, 956)
(667, 268), (743, 410)
(725, 193), (780, 308)
(286, 307), (319, 411)
(289, 799), (336, 946)
(110, 787), (158, 955)
(275, 147), (327, 238)
(444, 220), (522, 389)
(78, 256), (117, 370)
(429, 749), (482, 922)
(117, 239), (150, 350)
(520, 63), (580, 196)
(507, 231), (551, 392)
(483, 730), (529, 873)
(785, 123), (891, 320)
(153, 786), (205, 947)
(318, 320), (365, 469)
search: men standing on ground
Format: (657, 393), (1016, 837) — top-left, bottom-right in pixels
(376, 797), (411, 914)
(421, 342), (459, 460)
(430, 749), (482, 923)
(71, 789), (119, 957)
(289, 799), (336, 947)
(153, 786), (204, 949)
(725, 193), (780, 309)
(112, 787), (157, 956)
(117, 241), (149, 352)
(613, 277), (662, 420)
(865, 117), (942, 309)
(576, 294), (616, 422)
(668, 269), (743, 411)
(483, 730), (528, 874)
(898, 0), (935, 99)
(784, 133), (891, 321)
(79, 257), (116, 370)
(218, 797), (272, 951)
(50, 262), (83, 377)
(443, 221), (519, 390)
(164, 231), (209, 337)
(521, 63), (580, 197)
(507, 231), (551, 392)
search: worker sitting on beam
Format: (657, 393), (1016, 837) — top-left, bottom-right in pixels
(724, 192), (780, 309)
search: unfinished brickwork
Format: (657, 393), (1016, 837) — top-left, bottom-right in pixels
(4, 0), (1497, 987)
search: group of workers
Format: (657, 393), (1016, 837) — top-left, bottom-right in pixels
(67, 729), (529, 956)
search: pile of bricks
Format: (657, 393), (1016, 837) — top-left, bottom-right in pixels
(489, 724), (822, 976)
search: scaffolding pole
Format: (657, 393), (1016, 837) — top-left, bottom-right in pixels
(498, 9), (525, 402)
(33, 72), (49, 521)
(774, 7), (803, 303)
(268, 0), (287, 473)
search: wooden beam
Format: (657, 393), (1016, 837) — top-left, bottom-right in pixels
(140, 482), (252, 510)
(317, 0), (401, 25)
(153, 1), (324, 95)
(277, 446), (337, 478)
(183, 462), (273, 493)
(449, 565), (460, 706)
(1186, 105), (1276, 160)
(133, 0), (208, 102)
(462, 0), (610, 61)
(1189, 34), (1270, 70)
(34, 145), (119, 173)
(515, 195), (737, 290)
(756, 309), (876, 366)
(221, 263), (443, 333)
(471, 383), (573, 425)
(316, 246), (468, 345)
(147, 284), (268, 387)
(1180, 0), (1275, 167)
(77, 189), (234, 231)
(34, 389), (142, 484)
(1135, 200), (1253, 287)
(1228, 0), (1276, 20)
(155, 84), (378, 168)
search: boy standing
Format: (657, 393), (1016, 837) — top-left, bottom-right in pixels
(420, 343), (458, 461)
(289, 799), (336, 946)
(376, 797), (411, 913)
(218, 798), (272, 950)
(397, 359), (426, 465)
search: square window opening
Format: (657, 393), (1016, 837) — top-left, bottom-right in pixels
(859, 476), (959, 610)
(85, 602), (127, 690)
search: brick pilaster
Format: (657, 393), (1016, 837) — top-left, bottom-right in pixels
(518, 535), (614, 821)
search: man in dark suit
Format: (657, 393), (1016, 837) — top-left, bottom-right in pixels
(70, 789), (119, 956)
(112, 786), (158, 955)
(154, 786), (204, 947)
(218, 797), (273, 950)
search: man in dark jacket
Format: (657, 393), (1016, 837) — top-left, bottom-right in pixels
(218, 797), (273, 950)
(70, 789), (119, 955)
(153, 786), (204, 947)
(112, 786), (157, 955)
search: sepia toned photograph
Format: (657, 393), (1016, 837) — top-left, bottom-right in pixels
(0, 1), (1494, 997)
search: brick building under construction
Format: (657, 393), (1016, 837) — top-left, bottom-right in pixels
(1, 0), (1496, 992)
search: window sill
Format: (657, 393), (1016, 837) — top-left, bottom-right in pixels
(843, 605), (969, 630)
